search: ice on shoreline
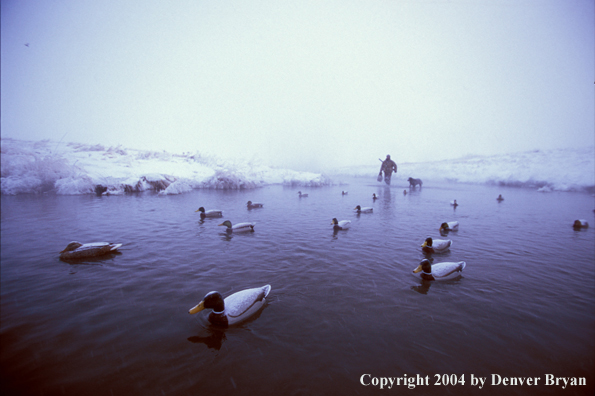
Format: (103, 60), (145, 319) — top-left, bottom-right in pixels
(334, 147), (594, 193)
(1, 139), (330, 195)
(1, 138), (593, 195)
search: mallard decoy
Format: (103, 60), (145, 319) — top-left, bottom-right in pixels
(60, 241), (122, 259)
(218, 220), (255, 232)
(196, 207), (223, 219)
(412, 259), (466, 281)
(421, 237), (452, 253)
(573, 219), (589, 229)
(497, 194), (504, 202)
(439, 221), (459, 232)
(247, 201), (263, 209)
(354, 205), (373, 213)
(189, 285), (271, 327)
(331, 218), (351, 231)
(298, 191), (308, 198)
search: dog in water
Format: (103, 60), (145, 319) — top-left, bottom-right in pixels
(408, 177), (423, 188)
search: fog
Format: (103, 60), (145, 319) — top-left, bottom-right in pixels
(1, 0), (593, 172)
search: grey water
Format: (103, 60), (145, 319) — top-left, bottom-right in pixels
(1, 179), (594, 396)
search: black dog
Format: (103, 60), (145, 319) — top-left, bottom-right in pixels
(408, 177), (423, 188)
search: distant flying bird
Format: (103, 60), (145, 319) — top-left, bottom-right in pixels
(24, 43), (29, 47)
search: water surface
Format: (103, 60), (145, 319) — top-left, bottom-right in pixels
(1, 180), (594, 395)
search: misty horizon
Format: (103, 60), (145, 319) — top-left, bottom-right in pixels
(1, 0), (593, 173)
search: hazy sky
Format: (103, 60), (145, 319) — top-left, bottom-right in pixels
(2, 0), (593, 172)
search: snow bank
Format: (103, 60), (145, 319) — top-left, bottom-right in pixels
(333, 147), (595, 193)
(2, 139), (592, 195)
(1, 139), (331, 195)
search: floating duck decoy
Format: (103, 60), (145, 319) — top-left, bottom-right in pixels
(196, 207), (223, 219)
(189, 285), (271, 327)
(218, 220), (255, 232)
(439, 221), (459, 232)
(342, 191), (348, 195)
(246, 201), (263, 209)
(372, 193), (378, 201)
(412, 259), (466, 281)
(450, 200), (459, 207)
(298, 191), (308, 198)
(354, 205), (373, 214)
(403, 190), (407, 195)
(421, 237), (452, 253)
(497, 194), (504, 202)
(60, 241), (122, 260)
(331, 218), (351, 231)
(573, 219), (589, 229)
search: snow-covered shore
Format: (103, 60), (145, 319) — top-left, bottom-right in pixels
(0, 139), (330, 195)
(335, 147), (595, 193)
(1, 138), (593, 195)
